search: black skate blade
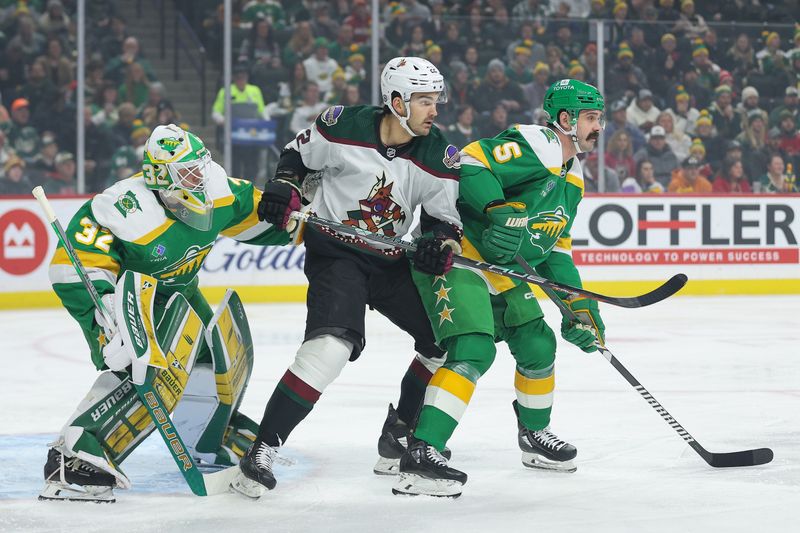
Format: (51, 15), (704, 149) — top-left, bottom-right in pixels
(704, 447), (774, 468)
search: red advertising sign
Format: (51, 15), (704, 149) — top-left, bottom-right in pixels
(0, 209), (49, 275)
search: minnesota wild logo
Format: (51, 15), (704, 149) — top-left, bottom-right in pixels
(540, 128), (557, 144)
(153, 243), (213, 283)
(114, 191), (142, 217)
(528, 206), (569, 253)
(157, 137), (182, 151)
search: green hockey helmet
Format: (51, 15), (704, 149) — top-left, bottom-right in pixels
(543, 79), (605, 153)
(142, 124), (214, 231)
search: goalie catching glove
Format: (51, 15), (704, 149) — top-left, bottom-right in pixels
(482, 201), (528, 264)
(257, 174), (301, 230)
(560, 298), (605, 353)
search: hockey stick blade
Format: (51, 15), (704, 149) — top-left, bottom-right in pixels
(513, 256), (773, 469)
(290, 212), (686, 308)
(693, 444), (774, 468)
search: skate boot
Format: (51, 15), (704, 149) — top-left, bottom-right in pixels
(374, 403), (451, 475)
(392, 438), (467, 498)
(231, 440), (278, 499)
(518, 425), (577, 472)
(39, 448), (116, 503)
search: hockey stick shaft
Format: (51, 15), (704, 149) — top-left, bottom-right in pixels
(290, 211), (686, 308)
(32, 186), (221, 495)
(513, 256), (772, 468)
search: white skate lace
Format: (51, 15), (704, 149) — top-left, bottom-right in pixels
(254, 442), (276, 470)
(425, 446), (448, 467)
(64, 457), (101, 474)
(532, 428), (567, 451)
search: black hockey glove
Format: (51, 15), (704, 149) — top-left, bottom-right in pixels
(257, 178), (301, 230)
(412, 236), (461, 276)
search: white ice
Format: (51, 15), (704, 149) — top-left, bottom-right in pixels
(1, 295), (798, 532)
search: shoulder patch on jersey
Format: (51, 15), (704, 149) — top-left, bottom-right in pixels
(92, 177), (170, 243)
(541, 128), (558, 144)
(114, 190), (142, 217)
(321, 105), (345, 126)
(516, 124), (563, 170)
(442, 144), (461, 169)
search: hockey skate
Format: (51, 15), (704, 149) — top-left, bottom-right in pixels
(375, 404), (450, 475)
(518, 425), (578, 472)
(39, 448), (117, 503)
(392, 438), (467, 498)
(230, 441), (278, 499)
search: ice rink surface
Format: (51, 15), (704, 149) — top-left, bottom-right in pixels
(1, 295), (798, 532)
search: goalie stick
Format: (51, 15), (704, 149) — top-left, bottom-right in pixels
(513, 255), (773, 468)
(289, 211), (687, 308)
(32, 186), (238, 496)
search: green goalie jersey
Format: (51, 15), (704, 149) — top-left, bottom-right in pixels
(50, 163), (290, 369)
(458, 123), (585, 294)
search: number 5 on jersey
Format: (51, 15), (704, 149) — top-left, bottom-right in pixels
(492, 142), (522, 163)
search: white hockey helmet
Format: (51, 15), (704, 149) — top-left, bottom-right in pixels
(380, 57), (447, 137)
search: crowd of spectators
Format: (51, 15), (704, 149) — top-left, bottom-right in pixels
(197, 0), (799, 194)
(0, 0), (189, 194)
(2, 0), (798, 195)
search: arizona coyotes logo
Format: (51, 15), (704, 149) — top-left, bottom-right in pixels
(343, 173), (406, 236)
(157, 137), (182, 151)
(153, 243), (213, 283)
(528, 206), (569, 252)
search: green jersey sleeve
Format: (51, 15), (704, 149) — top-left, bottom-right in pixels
(459, 126), (563, 212)
(220, 177), (291, 246)
(49, 201), (123, 369)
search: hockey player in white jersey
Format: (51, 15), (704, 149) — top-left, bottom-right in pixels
(232, 57), (463, 498)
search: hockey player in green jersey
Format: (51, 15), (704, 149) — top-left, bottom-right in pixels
(40, 124), (291, 502)
(394, 79), (607, 497)
(232, 56), (462, 498)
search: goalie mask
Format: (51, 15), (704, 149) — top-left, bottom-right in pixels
(381, 57), (447, 137)
(142, 124), (214, 231)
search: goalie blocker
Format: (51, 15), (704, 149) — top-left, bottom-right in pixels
(41, 272), (258, 502)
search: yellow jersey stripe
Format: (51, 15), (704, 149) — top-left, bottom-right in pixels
(51, 248), (121, 275)
(428, 368), (476, 404)
(462, 142), (492, 170)
(221, 189), (260, 238)
(213, 195), (235, 208)
(566, 173), (584, 194)
(133, 219), (175, 245)
(555, 236), (572, 250)
(514, 370), (555, 395)
(460, 237), (516, 293)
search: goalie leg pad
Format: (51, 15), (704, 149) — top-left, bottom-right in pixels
(53, 292), (204, 489)
(174, 289), (257, 465)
